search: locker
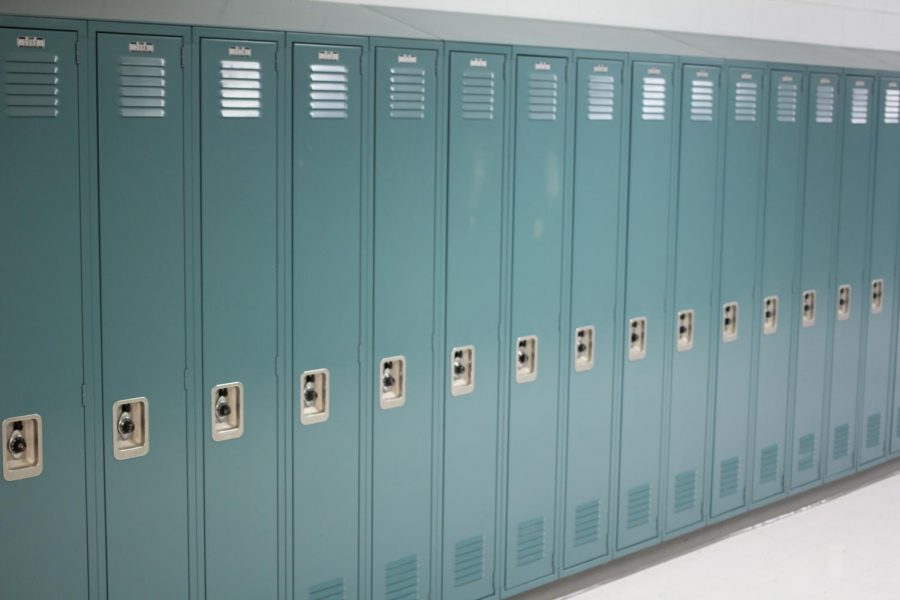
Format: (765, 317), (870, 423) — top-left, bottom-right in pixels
(710, 66), (766, 518)
(827, 74), (876, 477)
(199, 34), (279, 598)
(0, 25), (90, 599)
(791, 72), (842, 489)
(859, 76), (900, 465)
(563, 56), (625, 567)
(96, 30), (191, 599)
(617, 59), (677, 550)
(443, 47), (506, 600)
(292, 39), (365, 599)
(752, 69), (806, 502)
(665, 63), (722, 533)
(505, 52), (569, 589)
(372, 43), (440, 600)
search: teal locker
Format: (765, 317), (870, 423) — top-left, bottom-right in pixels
(752, 69), (806, 502)
(372, 44), (439, 600)
(97, 31), (191, 598)
(827, 74), (875, 477)
(792, 72), (842, 489)
(506, 53), (568, 589)
(564, 56), (624, 566)
(0, 25), (90, 599)
(666, 63), (722, 533)
(859, 76), (900, 465)
(443, 48), (506, 600)
(710, 66), (765, 518)
(199, 35), (279, 598)
(292, 40), (365, 599)
(617, 59), (677, 550)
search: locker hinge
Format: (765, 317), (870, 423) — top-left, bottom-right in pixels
(81, 384), (87, 407)
(75, 41), (82, 65)
(181, 45), (187, 68)
(274, 355), (280, 377)
(184, 368), (189, 391)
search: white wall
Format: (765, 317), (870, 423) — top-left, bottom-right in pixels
(322, 0), (900, 51)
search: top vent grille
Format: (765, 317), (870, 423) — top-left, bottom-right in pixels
(851, 83), (869, 125)
(641, 76), (666, 121)
(461, 68), (495, 121)
(4, 51), (60, 118)
(587, 73), (614, 121)
(309, 62), (348, 119)
(528, 69), (558, 121)
(776, 79), (798, 123)
(815, 81), (835, 124)
(884, 85), (899, 125)
(119, 55), (166, 118)
(690, 78), (714, 122)
(734, 79), (758, 122)
(220, 59), (260, 118)
(389, 66), (426, 119)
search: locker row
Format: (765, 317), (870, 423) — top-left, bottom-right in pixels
(3, 15), (900, 600)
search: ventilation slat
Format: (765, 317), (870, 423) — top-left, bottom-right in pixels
(453, 535), (484, 587)
(626, 484), (652, 529)
(719, 456), (741, 498)
(851, 83), (869, 125)
(776, 80), (798, 123)
(798, 433), (816, 472)
(833, 423), (851, 460)
(389, 65), (425, 120)
(866, 413), (882, 449)
(220, 59), (260, 119)
(587, 72), (615, 121)
(815, 81), (835, 124)
(759, 444), (779, 484)
(673, 470), (697, 513)
(309, 577), (345, 600)
(516, 517), (545, 566)
(461, 64), (496, 120)
(573, 500), (601, 546)
(118, 54), (166, 118)
(4, 52), (61, 118)
(690, 77), (715, 122)
(884, 86), (899, 124)
(734, 79), (758, 122)
(385, 555), (419, 600)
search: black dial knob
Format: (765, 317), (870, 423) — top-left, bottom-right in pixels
(216, 401), (232, 418)
(118, 416), (135, 437)
(382, 371), (395, 389)
(304, 385), (318, 402)
(453, 360), (465, 375)
(8, 434), (26, 456)
(517, 350), (527, 365)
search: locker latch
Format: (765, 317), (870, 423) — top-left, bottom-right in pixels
(574, 326), (594, 371)
(802, 290), (816, 327)
(837, 285), (851, 321)
(628, 318), (647, 361)
(2, 415), (43, 482)
(871, 279), (884, 314)
(211, 382), (245, 440)
(379, 356), (406, 409)
(450, 346), (475, 396)
(722, 302), (738, 342)
(300, 370), (329, 424)
(113, 398), (149, 460)
(676, 310), (694, 352)
(763, 296), (778, 335)
(515, 336), (538, 383)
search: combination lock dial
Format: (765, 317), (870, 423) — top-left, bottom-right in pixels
(117, 409), (135, 439)
(8, 430), (26, 458)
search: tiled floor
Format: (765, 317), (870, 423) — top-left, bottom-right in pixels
(568, 471), (900, 599)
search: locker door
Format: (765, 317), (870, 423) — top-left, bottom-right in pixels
(564, 57), (624, 567)
(617, 59), (676, 550)
(372, 45), (438, 600)
(666, 64), (722, 533)
(293, 41), (364, 599)
(200, 37), (278, 598)
(710, 67), (765, 518)
(97, 32), (190, 599)
(506, 53), (568, 589)
(752, 69), (806, 502)
(0, 27), (89, 599)
(443, 49), (505, 600)
(792, 73), (841, 489)
(827, 75), (875, 477)
(859, 77), (900, 466)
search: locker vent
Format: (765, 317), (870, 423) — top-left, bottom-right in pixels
(776, 80), (798, 123)
(851, 85), (869, 125)
(587, 73), (615, 121)
(220, 60), (261, 118)
(453, 535), (484, 587)
(574, 499), (601, 547)
(832, 423), (850, 460)
(309, 577), (345, 600)
(516, 516), (545, 566)
(626, 484), (651, 529)
(118, 55), (166, 118)
(719, 456), (740, 498)
(641, 76), (666, 121)
(309, 62), (348, 119)
(4, 51), (60, 118)
(690, 78), (714, 122)
(384, 555), (418, 600)
(797, 433), (816, 472)
(734, 80), (758, 122)
(815, 82), (835, 124)
(866, 413), (882, 449)
(528, 70), (558, 121)
(461, 69), (495, 120)
(759, 444), (779, 484)
(884, 87), (900, 124)
(389, 66), (426, 119)
(673, 469), (697, 514)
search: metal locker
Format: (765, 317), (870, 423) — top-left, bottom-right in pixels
(665, 63), (722, 533)
(859, 76), (900, 466)
(752, 69), (806, 502)
(443, 47), (506, 600)
(827, 74), (876, 478)
(617, 59), (677, 551)
(199, 34), (279, 598)
(563, 56), (625, 567)
(96, 30), (191, 598)
(0, 24), (90, 599)
(372, 43), (440, 600)
(505, 52), (569, 590)
(292, 39), (365, 599)
(710, 66), (766, 518)
(791, 72), (842, 490)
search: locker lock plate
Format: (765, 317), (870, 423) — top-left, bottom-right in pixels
(515, 336), (538, 383)
(211, 382), (244, 440)
(2, 415), (42, 481)
(837, 285), (851, 321)
(802, 290), (816, 327)
(300, 369), (329, 424)
(574, 326), (595, 371)
(872, 279), (884, 314)
(723, 302), (738, 342)
(450, 346), (475, 396)
(113, 398), (149, 460)
(763, 296), (779, 335)
(628, 318), (647, 361)
(379, 356), (406, 409)
(676, 310), (694, 352)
